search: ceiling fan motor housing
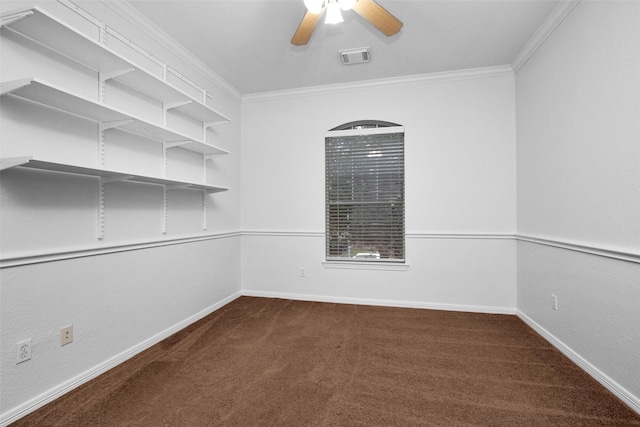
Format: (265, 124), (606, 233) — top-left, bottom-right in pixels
(339, 47), (371, 64)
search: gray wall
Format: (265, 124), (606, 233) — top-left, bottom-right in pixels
(515, 0), (640, 410)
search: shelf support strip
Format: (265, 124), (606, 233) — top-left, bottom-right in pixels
(98, 120), (133, 166)
(98, 177), (105, 239)
(203, 190), (208, 231)
(203, 155), (212, 230)
(162, 186), (168, 235)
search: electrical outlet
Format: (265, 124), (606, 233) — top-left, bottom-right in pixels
(551, 294), (558, 311)
(16, 339), (32, 364)
(300, 267), (306, 277)
(60, 325), (73, 346)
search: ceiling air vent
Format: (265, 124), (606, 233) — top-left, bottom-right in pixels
(339, 47), (370, 65)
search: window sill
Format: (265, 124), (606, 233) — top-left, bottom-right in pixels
(322, 261), (410, 271)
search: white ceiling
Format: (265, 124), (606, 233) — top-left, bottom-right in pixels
(126, 0), (560, 94)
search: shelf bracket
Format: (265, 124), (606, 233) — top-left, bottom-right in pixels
(99, 68), (135, 83)
(102, 175), (134, 184)
(165, 184), (189, 191)
(164, 141), (189, 150)
(0, 10), (34, 28)
(100, 119), (134, 131)
(98, 68), (135, 103)
(162, 101), (190, 127)
(1, 79), (33, 96)
(0, 156), (31, 171)
(203, 121), (226, 141)
(204, 121), (226, 128)
(164, 100), (192, 110)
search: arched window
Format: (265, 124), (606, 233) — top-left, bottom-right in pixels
(325, 121), (405, 262)
(329, 120), (401, 131)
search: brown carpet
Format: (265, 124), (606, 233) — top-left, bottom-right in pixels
(13, 297), (640, 426)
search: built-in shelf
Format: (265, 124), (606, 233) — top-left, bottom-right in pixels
(0, 6), (230, 125)
(0, 157), (229, 194)
(1, 5), (231, 238)
(1, 78), (229, 156)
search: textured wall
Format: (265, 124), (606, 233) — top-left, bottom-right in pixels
(0, 0), (241, 421)
(241, 71), (517, 311)
(516, 0), (640, 407)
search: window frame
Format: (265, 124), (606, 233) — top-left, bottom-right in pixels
(325, 124), (406, 264)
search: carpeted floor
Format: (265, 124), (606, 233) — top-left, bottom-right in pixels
(12, 297), (640, 426)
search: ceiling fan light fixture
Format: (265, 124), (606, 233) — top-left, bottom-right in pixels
(338, 0), (356, 11)
(304, 0), (324, 14)
(325, 0), (344, 24)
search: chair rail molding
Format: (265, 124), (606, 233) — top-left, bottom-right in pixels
(0, 232), (242, 269)
(516, 234), (640, 264)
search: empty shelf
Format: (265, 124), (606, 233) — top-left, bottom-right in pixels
(1, 78), (228, 155)
(0, 157), (229, 194)
(1, 6), (230, 125)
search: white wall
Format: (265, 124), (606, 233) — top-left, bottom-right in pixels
(6, 0), (637, 422)
(516, 0), (640, 410)
(241, 70), (517, 311)
(0, 1), (241, 423)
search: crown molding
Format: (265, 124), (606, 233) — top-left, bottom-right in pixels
(511, 0), (581, 73)
(94, 0), (242, 101)
(242, 65), (515, 103)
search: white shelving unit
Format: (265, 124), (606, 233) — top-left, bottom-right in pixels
(0, 6), (230, 125)
(0, 157), (229, 194)
(0, 5), (231, 238)
(1, 78), (229, 155)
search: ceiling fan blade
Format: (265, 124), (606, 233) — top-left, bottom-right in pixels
(291, 8), (326, 46)
(352, 0), (403, 37)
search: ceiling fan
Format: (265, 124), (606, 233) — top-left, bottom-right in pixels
(291, 0), (403, 46)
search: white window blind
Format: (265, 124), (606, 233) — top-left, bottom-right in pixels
(326, 125), (405, 262)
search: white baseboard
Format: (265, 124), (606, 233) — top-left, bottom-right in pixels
(517, 310), (640, 415)
(242, 290), (516, 315)
(0, 291), (242, 427)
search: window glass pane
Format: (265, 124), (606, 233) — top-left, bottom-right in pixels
(326, 125), (404, 262)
